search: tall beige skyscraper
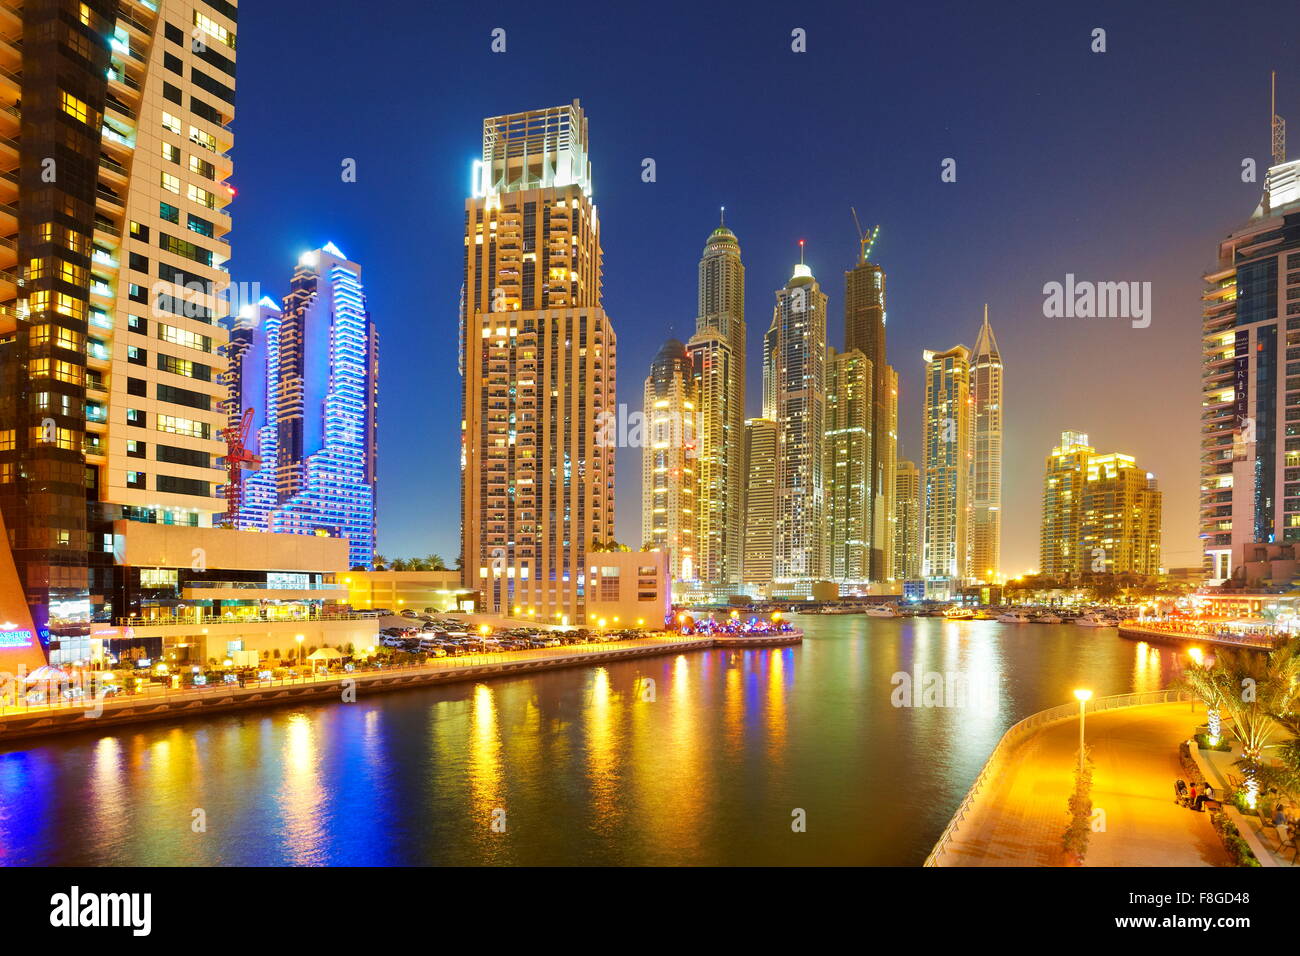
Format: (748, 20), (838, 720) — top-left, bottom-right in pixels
(971, 307), (1003, 583)
(921, 345), (973, 595)
(1041, 431), (1162, 578)
(824, 347), (873, 583)
(641, 339), (697, 581)
(893, 459), (922, 580)
(769, 253), (827, 587)
(742, 416), (778, 593)
(460, 101), (617, 623)
(844, 228), (897, 582)
(0, 0), (238, 655)
(686, 214), (745, 592)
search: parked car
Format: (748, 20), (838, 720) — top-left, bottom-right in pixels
(400, 609), (419, 619)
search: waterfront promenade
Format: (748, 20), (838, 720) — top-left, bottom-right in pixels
(931, 697), (1231, 866)
(0, 630), (800, 744)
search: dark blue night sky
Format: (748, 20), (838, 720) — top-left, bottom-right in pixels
(228, 0), (1297, 572)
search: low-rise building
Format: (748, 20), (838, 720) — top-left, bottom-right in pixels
(87, 523), (376, 667)
(344, 570), (477, 614)
(586, 550), (671, 629)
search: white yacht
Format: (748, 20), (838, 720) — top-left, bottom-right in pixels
(943, 606), (975, 620)
(1032, 612), (1062, 624)
(1075, 613), (1115, 628)
(996, 611), (1032, 624)
(864, 604), (901, 618)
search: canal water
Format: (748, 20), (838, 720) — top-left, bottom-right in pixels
(0, 617), (1183, 865)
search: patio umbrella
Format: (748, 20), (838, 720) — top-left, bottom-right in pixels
(307, 647), (342, 661)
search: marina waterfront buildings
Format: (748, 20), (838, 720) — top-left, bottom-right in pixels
(741, 416), (778, 591)
(843, 229), (898, 583)
(1201, 146), (1300, 583)
(1041, 431), (1162, 577)
(685, 217), (746, 594)
(824, 346), (873, 583)
(223, 245), (379, 570)
(640, 338), (697, 582)
(459, 100), (617, 624)
(0, 0), (239, 660)
(767, 253), (827, 591)
(920, 345), (973, 598)
(893, 458), (922, 581)
(970, 308), (1002, 583)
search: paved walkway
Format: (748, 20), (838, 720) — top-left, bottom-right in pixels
(940, 702), (1231, 866)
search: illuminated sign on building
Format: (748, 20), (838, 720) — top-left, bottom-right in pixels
(0, 628), (34, 648)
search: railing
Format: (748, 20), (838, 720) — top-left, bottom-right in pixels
(1119, 621), (1277, 649)
(923, 689), (1192, 866)
(180, 580), (345, 591)
(115, 611), (374, 627)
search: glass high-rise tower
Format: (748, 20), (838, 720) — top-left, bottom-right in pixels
(460, 101), (617, 623)
(641, 338), (696, 581)
(1201, 150), (1300, 582)
(225, 245), (379, 571)
(971, 307), (1003, 583)
(686, 214), (745, 592)
(921, 344), (972, 597)
(768, 255), (826, 588)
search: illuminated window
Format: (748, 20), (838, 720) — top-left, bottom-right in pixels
(60, 91), (89, 124)
(193, 11), (236, 48)
(161, 172), (181, 194)
(187, 184), (216, 209)
(162, 112), (182, 135)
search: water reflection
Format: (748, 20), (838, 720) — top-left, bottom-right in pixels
(0, 619), (1184, 866)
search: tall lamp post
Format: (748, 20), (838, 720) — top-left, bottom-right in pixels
(295, 634), (305, 667)
(1073, 688), (1093, 775)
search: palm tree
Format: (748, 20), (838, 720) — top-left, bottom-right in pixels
(1174, 656), (1230, 742)
(1218, 641), (1300, 806)
(425, 554), (447, 570)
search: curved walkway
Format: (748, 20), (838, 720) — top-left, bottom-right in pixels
(937, 702), (1231, 866)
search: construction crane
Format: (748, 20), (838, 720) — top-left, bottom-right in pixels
(850, 207), (881, 263)
(220, 407), (261, 525)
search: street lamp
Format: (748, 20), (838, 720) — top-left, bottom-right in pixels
(1073, 688), (1093, 775)
(295, 634), (304, 665)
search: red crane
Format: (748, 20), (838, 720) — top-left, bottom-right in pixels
(221, 407), (262, 524)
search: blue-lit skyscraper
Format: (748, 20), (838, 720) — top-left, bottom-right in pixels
(224, 244), (378, 568)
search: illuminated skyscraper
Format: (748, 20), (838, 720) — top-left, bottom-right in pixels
(0, 0), (238, 658)
(460, 101), (617, 622)
(971, 307), (1003, 583)
(641, 339), (697, 581)
(1042, 431), (1162, 577)
(1041, 431), (1094, 577)
(824, 347), (873, 583)
(844, 228), (897, 582)
(893, 458), (922, 581)
(769, 252), (827, 588)
(921, 345), (972, 595)
(226, 246), (378, 570)
(1201, 130), (1300, 581)
(742, 416), (777, 593)
(686, 214), (745, 592)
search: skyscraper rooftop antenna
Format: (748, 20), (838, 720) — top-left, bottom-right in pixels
(720, 205), (725, 227)
(1273, 70), (1287, 167)
(799, 238), (805, 264)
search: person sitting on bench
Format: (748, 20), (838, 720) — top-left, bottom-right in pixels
(1194, 783), (1216, 811)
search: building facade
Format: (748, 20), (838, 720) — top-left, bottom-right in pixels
(0, 0), (238, 661)
(225, 245), (378, 570)
(1201, 154), (1300, 583)
(741, 416), (777, 594)
(586, 548), (671, 630)
(641, 338), (697, 582)
(460, 101), (617, 624)
(768, 256), (827, 589)
(971, 307), (1002, 583)
(893, 458), (922, 581)
(685, 217), (745, 591)
(921, 345), (972, 596)
(844, 231), (897, 582)
(1041, 431), (1162, 577)
(824, 346), (873, 583)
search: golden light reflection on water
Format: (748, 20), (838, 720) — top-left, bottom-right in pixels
(89, 737), (126, 851)
(467, 683), (504, 828)
(278, 712), (325, 864)
(766, 649), (787, 761)
(723, 651), (744, 757)
(585, 667), (621, 834)
(1131, 641), (1166, 693)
